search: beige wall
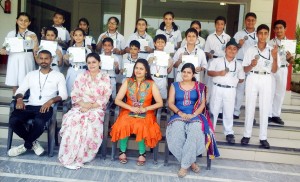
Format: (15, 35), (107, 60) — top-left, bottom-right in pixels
(249, 0), (274, 28)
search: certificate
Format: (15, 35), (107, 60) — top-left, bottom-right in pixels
(40, 40), (57, 57)
(138, 39), (149, 52)
(85, 36), (93, 46)
(68, 47), (86, 63)
(100, 55), (114, 70)
(281, 40), (296, 54)
(154, 50), (169, 67)
(123, 62), (135, 77)
(164, 42), (175, 54)
(4, 37), (24, 53)
(56, 27), (67, 41)
(182, 55), (198, 68)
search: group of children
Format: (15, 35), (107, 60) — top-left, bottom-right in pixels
(0, 10), (293, 149)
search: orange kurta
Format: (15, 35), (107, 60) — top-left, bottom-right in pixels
(110, 78), (162, 148)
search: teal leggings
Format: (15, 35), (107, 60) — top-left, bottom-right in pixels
(119, 137), (146, 154)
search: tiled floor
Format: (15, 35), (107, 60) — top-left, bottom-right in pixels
(0, 139), (300, 182)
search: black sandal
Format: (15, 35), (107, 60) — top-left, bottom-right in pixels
(119, 151), (127, 164)
(136, 153), (146, 166)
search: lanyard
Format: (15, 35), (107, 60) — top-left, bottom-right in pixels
(39, 70), (50, 100)
(16, 31), (28, 39)
(127, 56), (138, 64)
(106, 31), (118, 40)
(137, 32), (146, 39)
(257, 48), (270, 60)
(224, 58), (236, 72)
(244, 29), (256, 40)
(184, 47), (197, 55)
(164, 28), (174, 39)
(214, 34), (225, 44)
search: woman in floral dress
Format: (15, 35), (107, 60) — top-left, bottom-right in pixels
(58, 53), (112, 169)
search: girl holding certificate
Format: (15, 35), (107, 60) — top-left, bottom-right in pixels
(125, 19), (154, 60)
(63, 28), (91, 95)
(0, 12), (38, 94)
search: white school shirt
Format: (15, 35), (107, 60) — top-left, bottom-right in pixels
(66, 43), (91, 67)
(52, 25), (70, 42)
(234, 29), (258, 60)
(173, 45), (208, 72)
(146, 52), (169, 76)
(181, 36), (206, 50)
(101, 53), (120, 78)
(122, 54), (139, 77)
(4, 29), (37, 52)
(208, 57), (245, 87)
(242, 44), (281, 73)
(268, 37), (288, 66)
(156, 28), (182, 48)
(126, 32), (154, 59)
(204, 31), (231, 57)
(15, 69), (68, 106)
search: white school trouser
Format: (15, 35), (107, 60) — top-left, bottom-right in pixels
(243, 73), (272, 140)
(210, 84), (235, 135)
(234, 80), (245, 116)
(269, 66), (288, 117)
(110, 77), (116, 99)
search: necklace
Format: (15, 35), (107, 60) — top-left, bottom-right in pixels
(39, 69), (51, 100)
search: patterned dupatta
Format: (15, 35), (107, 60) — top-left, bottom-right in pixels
(193, 81), (220, 159)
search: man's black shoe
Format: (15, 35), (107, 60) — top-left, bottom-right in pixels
(226, 134), (235, 144)
(241, 137), (250, 145)
(269, 117), (284, 125)
(233, 115), (239, 119)
(218, 113), (223, 119)
(260, 140), (270, 149)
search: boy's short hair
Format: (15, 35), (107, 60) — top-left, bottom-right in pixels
(154, 34), (167, 43)
(53, 11), (65, 19)
(245, 12), (257, 20)
(273, 20), (286, 28)
(215, 16), (226, 24)
(185, 28), (199, 37)
(102, 37), (114, 46)
(257, 24), (270, 33)
(129, 40), (140, 49)
(45, 27), (58, 38)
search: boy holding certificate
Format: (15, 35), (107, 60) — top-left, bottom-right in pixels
(173, 28), (207, 82)
(100, 37), (120, 99)
(122, 40), (141, 80)
(268, 20), (294, 125)
(52, 11), (70, 54)
(147, 34), (173, 99)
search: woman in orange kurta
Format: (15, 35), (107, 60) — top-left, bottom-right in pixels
(110, 59), (163, 165)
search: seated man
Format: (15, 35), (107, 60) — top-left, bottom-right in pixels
(8, 50), (68, 157)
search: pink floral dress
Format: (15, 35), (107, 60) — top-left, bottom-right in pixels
(58, 70), (112, 166)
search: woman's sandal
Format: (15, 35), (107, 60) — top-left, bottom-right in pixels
(191, 163), (200, 173)
(136, 153), (146, 166)
(177, 168), (188, 178)
(119, 151), (127, 164)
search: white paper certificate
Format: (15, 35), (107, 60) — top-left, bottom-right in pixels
(164, 42), (175, 54)
(69, 47), (86, 63)
(85, 36), (93, 46)
(5, 37), (24, 53)
(154, 51), (169, 67)
(124, 62), (135, 77)
(138, 39), (149, 52)
(56, 27), (67, 41)
(281, 40), (296, 54)
(40, 40), (57, 57)
(182, 55), (198, 68)
(100, 55), (114, 70)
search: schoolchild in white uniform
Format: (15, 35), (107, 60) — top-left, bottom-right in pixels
(204, 16), (231, 102)
(101, 37), (120, 99)
(268, 20), (294, 125)
(173, 28), (207, 82)
(97, 17), (126, 87)
(70, 18), (96, 52)
(52, 11), (70, 55)
(241, 24), (280, 149)
(156, 11), (182, 91)
(63, 28), (91, 95)
(181, 20), (206, 50)
(208, 38), (245, 144)
(121, 40), (140, 82)
(39, 27), (63, 72)
(0, 12), (38, 94)
(125, 18), (154, 60)
(233, 12), (258, 119)
(147, 34), (173, 99)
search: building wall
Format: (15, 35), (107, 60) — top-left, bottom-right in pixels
(249, 0), (274, 28)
